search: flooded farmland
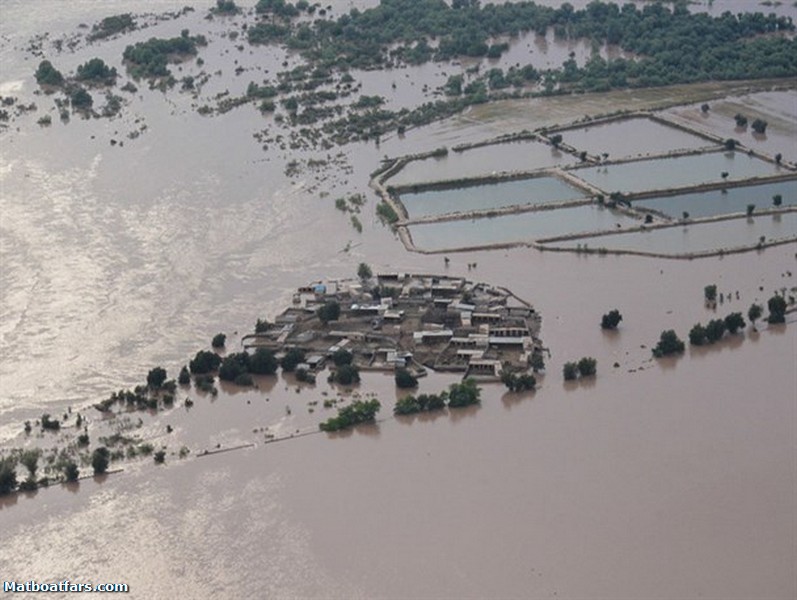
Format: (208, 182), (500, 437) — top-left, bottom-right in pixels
(1, 0), (796, 599)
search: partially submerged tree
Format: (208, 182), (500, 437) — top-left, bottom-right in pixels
(600, 309), (623, 330)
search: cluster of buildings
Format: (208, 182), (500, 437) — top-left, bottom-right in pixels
(244, 273), (542, 380)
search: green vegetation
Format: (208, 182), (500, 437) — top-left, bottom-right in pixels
(376, 202), (399, 225)
(153, 450), (166, 464)
(600, 309), (622, 330)
(75, 58), (117, 85)
(734, 113), (748, 127)
(652, 329), (685, 357)
(41, 414), (61, 431)
(319, 398), (380, 431)
(724, 312), (746, 334)
(89, 14), (136, 41)
(751, 118), (768, 134)
(772, 194), (782, 207)
(689, 323), (708, 346)
(705, 318), (727, 343)
(211, 333), (227, 348)
(394, 392), (447, 415)
(577, 357), (597, 377)
(317, 301), (341, 324)
(178, 365), (191, 385)
(123, 33), (206, 79)
(63, 461), (80, 483)
(394, 368), (418, 389)
(0, 457), (18, 495)
(255, 318), (270, 333)
(767, 294), (787, 324)
(34, 60), (64, 87)
(563, 362), (579, 381)
(447, 378), (481, 408)
(500, 371), (537, 392)
(219, 352), (255, 384)
(746, 203), (756, 217)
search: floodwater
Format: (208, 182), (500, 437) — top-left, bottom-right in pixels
(398, 175), (585, 219)
(1, 1), (796, 599)
(386, 139), (577, 186)
(546, 212), (797, 255)
(407, 205), (638, 251)
(634, 179), (797, 219)
(572, 151), (784, 194)
(557, 117), (711, 159)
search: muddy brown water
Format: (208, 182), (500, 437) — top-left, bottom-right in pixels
(1, 1), (796, 598)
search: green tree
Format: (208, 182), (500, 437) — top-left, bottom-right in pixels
(249, 348), (278, 375)
(320, 398), (380, 431)
(218, 352), (252, 381)
(255, 318), (270, 333)
(0, 457), (17, 495)
(751, 118), (767, 134)
(211, 333), (226, 348)
(652, 330), (685, 357)
(331, 364), (360, 385)
(280, 348), (306, 372)
(689, 323), (707, 346)
(91, 447), (110, 475)
(734, 114), (748, 127)
(20, 450), (40, 484)
(767, 295), (787, 324)
(395, 368), (418, 389)
(746, 204), (756, 217)
(63, 461), (80, 483)
(772, 194), (782, 207)
(154, 450), (166, 464)
(70, 88), (93, 109)
(748, 303), (763, 329)
(724, 312), (745, 334)
(704, 284), (718, 304)
(357, 262), (373, 280)
(189, 350), (222, 374)
(600, 309), (622, 330)
(75, 58), (117, 84)
(147, 366), (167, 389)
(34, 60), (64, 86)
(332, 348), (353, 367)
(317, 301), (341, 324)
(705, 319), (726, 343)
(178, 365), (191, 385)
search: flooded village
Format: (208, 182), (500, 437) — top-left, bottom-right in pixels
(0, 0), (795, 599)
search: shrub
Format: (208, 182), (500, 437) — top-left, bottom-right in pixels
(153, 450), (166, 464)
(63, 461), (79, 482)
(0, 458), (17, 495)
(35, 60), (64, 86)
(767, 295), (787, 324)
(211, 333), (226, 348)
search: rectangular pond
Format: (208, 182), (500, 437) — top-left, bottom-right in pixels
(398, 176), (586, 219)
(386, 139), (577, 186)
(634, 180), (797, 219)
(571, 151), (784, 194)
(544, 212), (797, 256)
(558, 117), (710, 159)
(407, 204), (637, 252)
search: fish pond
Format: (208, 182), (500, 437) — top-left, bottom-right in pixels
(398, 175), (586, 219)
(633, 179), (797, 219)
(387, 139), (577, 186)
(572, 151), (784, 194)
(407, 204), (637, 252)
